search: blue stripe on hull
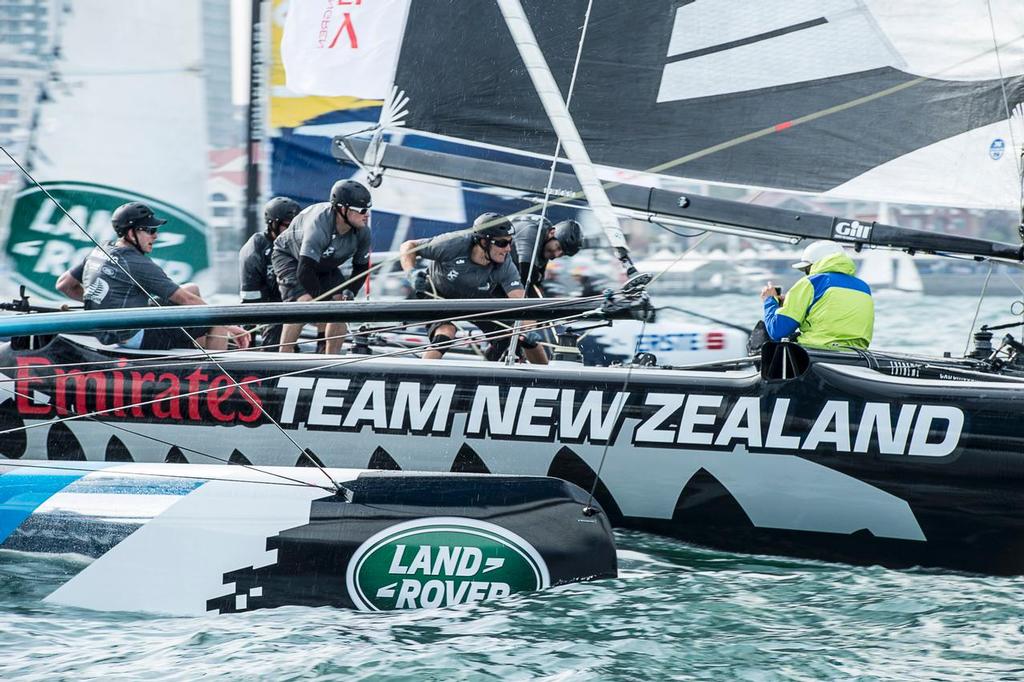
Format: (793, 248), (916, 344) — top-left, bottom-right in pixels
(0, 471), (85, 544)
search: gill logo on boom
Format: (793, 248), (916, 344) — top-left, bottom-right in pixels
(833, 220), (872, 241)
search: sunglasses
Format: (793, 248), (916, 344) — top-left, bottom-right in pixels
(136, 226), (159, 235)
(349, 206), (370, 215)
(491, 239), (512, 248)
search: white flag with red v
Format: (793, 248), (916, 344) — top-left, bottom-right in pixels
(282, 0), (411, 99)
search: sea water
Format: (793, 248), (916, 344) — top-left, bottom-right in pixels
(3, 293), (1024, 680)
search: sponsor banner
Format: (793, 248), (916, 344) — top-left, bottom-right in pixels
(269, 0), (375, 131)
(8, 352), (965, 459)
(281, 0), (411, 99)
(5, 183), (209, 301)
(346, 517), (549, 611)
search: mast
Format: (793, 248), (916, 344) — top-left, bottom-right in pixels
(243, 0), (265, 239)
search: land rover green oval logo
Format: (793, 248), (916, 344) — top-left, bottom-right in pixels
(5, 181), (209, 300)
(346, 517), (550, 611)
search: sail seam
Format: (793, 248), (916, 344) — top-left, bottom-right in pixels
(665, 18), (828, 65)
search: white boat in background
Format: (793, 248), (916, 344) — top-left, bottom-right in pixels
(856, 250), (924, 294)
(633, 250), (747, 296)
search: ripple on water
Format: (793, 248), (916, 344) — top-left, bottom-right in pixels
(4, 525), (1024, 680)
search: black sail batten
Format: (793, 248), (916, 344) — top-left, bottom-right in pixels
(339, 138), (1024, 263)
(0, 298), (639, 338)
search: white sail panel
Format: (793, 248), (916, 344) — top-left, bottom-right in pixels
(823, 116), (1024, 210)
(660, 0), (899, 102)
(662, 0), (1024, 103)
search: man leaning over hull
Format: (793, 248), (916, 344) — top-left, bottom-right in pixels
(511, 215), (584, 296)
(272, 180), (372, 354)
(760, 240), (874, 350)
(56, 202), (250, 351)
(399, 212), (548, 364)
(239, 196), (301, 350)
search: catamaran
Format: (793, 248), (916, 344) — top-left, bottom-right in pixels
(2, 0), (1024, 601)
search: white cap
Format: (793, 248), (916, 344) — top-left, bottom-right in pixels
(792, 240), (845, 270)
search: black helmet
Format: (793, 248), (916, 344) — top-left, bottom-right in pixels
(532, 215), (553, 232)
(472, 212), (515, 240)
(264, 197), (301, 227)
(111, 202), (166, 237)
(330, 179), (372, 209)
(553, 219), (583, 256)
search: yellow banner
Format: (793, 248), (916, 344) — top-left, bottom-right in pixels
(269, 0), (381, 130)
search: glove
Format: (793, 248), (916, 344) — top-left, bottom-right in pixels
(410, 268), (429, 295)
(340, 289), (355, 301)
(520, 331), (542, 349)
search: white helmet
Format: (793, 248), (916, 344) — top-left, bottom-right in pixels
(792, 240), (845, 270)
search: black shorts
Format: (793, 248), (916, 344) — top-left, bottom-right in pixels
(138, 326), (212, 351)
(278, 269), (346, 302)
(428, 319), (511, 361)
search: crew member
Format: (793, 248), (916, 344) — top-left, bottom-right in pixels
(760, 240), (873, 349)
(511, 216), (583, 296)
(399, 212), (547, 364)
(272, 179), (372, 354)
(56, 202), (250, 351)
(239, 196), (301, 350)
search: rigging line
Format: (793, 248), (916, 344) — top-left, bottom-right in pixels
(0, 312), (592, 437)
(0, 315), (584, 439)
(646, 232), (714, 286)
(0, 346), (345, 383)
(507, 0), (596, 366)
(639, 31), (1024, 181)
(0, 145), (342, 492)
(658, 306), (752, 335)
(0, 382), (329, 491)
(986, 0), (1024, 213)
(0, 460), (331, 489)
(964, 262), (995, 357)
(1001, 267), (1024, 296)
(584, 315), (647, 514)
(651, 221), (706, 239)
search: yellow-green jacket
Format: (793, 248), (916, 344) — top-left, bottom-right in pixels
(762, 251), (873, 349)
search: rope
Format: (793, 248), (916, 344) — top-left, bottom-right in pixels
(985, 0), (1024, 222)
(964, 262), (995, 356)
(645, 233), (713, 285)
(0, 383), (334, 491)
(0, 306), (601, 437)
(0, 460), (330, 489)
(0, 143), (342, 493)
(585, 314), (647, 514)
(506, 0), (595, 365)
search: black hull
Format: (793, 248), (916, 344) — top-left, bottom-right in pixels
(3, 335), (1023, 574)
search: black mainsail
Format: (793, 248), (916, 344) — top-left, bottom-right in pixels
(390, 0), (1024, 211)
